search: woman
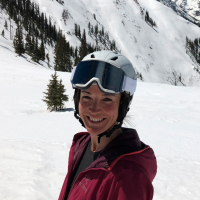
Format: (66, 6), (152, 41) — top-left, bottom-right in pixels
(58, 51), (157, 200)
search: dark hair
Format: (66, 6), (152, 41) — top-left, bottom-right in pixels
(73, 88), (132, 127)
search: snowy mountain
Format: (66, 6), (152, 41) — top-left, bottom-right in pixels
(158, 0), (200, 22)
(1, 0), (200, 86)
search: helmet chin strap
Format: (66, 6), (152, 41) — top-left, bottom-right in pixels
(97, 121), (122, 144)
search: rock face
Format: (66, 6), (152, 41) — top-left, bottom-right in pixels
(159, 0), (200, 23)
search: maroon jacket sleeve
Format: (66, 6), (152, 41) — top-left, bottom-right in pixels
(97, 160), (154, 200)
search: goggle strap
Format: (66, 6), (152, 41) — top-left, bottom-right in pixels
(123, 76), (137, 93)
(70, 66), (76, 81)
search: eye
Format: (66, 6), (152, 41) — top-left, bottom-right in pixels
(82, 96), (91, 99)
(81, 96), (92, 101)
(103, 98), (112, 102)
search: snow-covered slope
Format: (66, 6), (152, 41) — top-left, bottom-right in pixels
(1, 0), (200, 86)
(29, 0), (200, 86)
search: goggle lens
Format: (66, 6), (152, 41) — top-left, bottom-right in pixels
(71, 61), (125, 93)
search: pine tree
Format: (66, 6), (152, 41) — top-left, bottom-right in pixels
(74, 46), (79, 66)
(74, 23), (77, 36)
(54, 36), (71, 72)
(145, 11), (149, 22)
(4, 20), (8, 30)
(88, 22), (91, 30)
(43, 72), (68, 111)
(46, 53), (50, 67)
(42, 72), (60, 111)
(1, 30), (5, 37)
(79, 29), (87, 61)
(13, 23), (25, 56)
(78, 25), (81, 38)
(39, 37), (45, 61)
(31, 36), (40, 62)
(91, 25), (94, 34)
(25, 32), (32, 55)
(102, 26), (104, 36)
(31, 36), (35, 55)
(95, 24), (98, 37)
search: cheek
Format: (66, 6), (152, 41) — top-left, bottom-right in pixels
(104, 104), (119, 119)
(78, 100), (91, 118)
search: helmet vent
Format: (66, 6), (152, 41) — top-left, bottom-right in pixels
(110, 57), (118, 61)
(91, 54), (95, 58)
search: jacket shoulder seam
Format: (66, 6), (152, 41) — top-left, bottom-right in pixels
(108, 146), (150, 171)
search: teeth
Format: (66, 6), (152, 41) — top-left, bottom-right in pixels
(90, 117), (103, 122)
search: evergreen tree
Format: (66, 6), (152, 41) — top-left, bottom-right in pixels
(88, 22), (91, 30)
(31, 36), (40, 62)
(54, 36), (71, 72)
(13, 23), (25, 56)
(46, 53), (50, 67)
(25, 32), (32, 55)
(74, 46), (79, 66)
(102, 26), (104, 36)
(74, 23), (78, 36)
(91, 25), (94, 34)
(95, 24), (98, 37)
(1, 30), (5, 37)
(42, 72), (60, 111)
(43, 72), (68, 111)
(39, 37), (45, 61)
(78, 25), (81, 38)
(79, 29), (87, 60)
(31, 36), (35, 55)
(4, 20), (8, 30)
(111, 40), (116, 51)
(145, 11), (149, 22)
(194, 38), (199, 59)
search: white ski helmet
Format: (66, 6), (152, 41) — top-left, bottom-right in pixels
(71, 50), (137, 95)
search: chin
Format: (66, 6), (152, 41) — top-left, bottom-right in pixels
(85, 127), (107, 136)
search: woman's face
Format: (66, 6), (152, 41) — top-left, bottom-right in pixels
(79, 85), (121, 136)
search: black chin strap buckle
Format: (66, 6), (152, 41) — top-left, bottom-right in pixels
(97, 122), (122, 143)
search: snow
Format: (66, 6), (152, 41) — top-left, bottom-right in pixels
(0, 0), (200, 199)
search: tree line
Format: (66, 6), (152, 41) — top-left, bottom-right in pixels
(0, 0), (61, 44)
(0, 0), (119, 73)
(186, 36), (200, 66)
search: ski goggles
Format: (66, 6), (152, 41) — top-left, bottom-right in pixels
(71, 60), (137, 94)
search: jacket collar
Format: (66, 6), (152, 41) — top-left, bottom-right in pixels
(72, 128), (145, 170)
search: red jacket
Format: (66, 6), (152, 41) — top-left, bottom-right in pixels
(58, 128), (157, 200)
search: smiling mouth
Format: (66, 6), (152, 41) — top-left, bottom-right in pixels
(87, 116), (105, 123)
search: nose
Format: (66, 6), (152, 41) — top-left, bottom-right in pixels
(89, 100), (100, 113)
